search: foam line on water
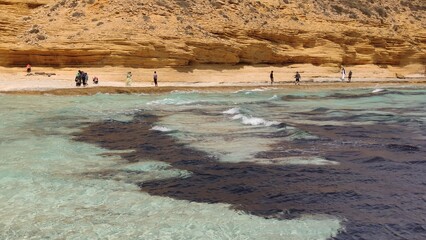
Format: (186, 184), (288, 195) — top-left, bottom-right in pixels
(286, 119), (376, 126)
(146, 98), (197, 105)
(232, 114), (280, 126)
(233, 88), (265, 94)
(170, 90), (201, 94)
(223, 107), (280, 127)
(150, 126), (173, 132)
(223, 107), (240, 115)
(268, 94), (279, 100)
(252, 156), (340, 166)
(372, 88), (385, 93)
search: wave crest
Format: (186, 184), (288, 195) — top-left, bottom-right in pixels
(150, 126), (173, 132)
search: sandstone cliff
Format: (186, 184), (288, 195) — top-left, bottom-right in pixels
(0, 0), (425, 68)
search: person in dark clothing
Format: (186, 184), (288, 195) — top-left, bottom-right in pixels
(93, 76), (99, 84)
(295, 71), (301, 85)
(270, 71), (274, 85)
(82, 72), (88, 86)
(75, 70), (82, 87)
(153, 71), (158, 87)
(348, 70), (353, 82)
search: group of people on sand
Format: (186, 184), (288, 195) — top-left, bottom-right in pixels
(75, 70), (98, 87)
(75, 70), (158, 88)
(270, 71), (301, 85)
(269, 67), (352, 85)
(27, 63), (355, 87)
(125, 71), (159, 87)
(341, 67), (353, 82)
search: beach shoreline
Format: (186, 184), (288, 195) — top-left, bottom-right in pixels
(0, 64), (425, 95)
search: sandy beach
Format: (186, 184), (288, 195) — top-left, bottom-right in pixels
(1, 64), (425, 95)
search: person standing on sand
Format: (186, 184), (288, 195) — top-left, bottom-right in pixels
(75, 70), (82, 87)
(348, 70), (352, 82)
(341, 67), (346, 81)
(26, 64), (31, 74)
(126, 72), (132, 86)
(270, 71), (274, 85)
(295, 71), (301, 85)
(153, 71), (158, 87)
(82, 71), (88, 86)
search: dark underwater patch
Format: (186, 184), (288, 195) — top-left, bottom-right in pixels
(74, 109), (426, 240)
(387, 144), (420, 152)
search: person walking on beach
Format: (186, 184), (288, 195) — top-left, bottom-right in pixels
(341, 67), (346, 81)
(295, 71), (301, 85)
(153, 71), (158, 87)
(126, 72), (132, 86)
(270, 71), (274, 85)
(26, 64), (31, 74)
(348, 70), (352, 82)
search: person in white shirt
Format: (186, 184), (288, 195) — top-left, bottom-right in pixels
(126, 72), (132, 86)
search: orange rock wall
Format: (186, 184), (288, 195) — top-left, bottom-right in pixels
(0, 0), (425, 68)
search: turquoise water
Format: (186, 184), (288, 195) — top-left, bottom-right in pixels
(0, 87), (425, 239)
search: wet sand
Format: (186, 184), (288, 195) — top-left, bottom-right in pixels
(2, 81), (426, 96)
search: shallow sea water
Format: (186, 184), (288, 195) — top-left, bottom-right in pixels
(0, 87), (425, 239)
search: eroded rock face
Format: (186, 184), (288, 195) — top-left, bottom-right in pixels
(0, 0), (425, 67)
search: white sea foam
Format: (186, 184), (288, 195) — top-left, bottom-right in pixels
(224, 107), (280, 127)
(151, 126), (173, 132)
(268, 95), (279, 100)
(286, 119), (376, 126)
(250, 88), (267, 92)
(253, 156), (340, 166)
(146, 98), (217, 106)
(223, 107), (240, 115)
(372, 88), (385, 93)
(234, 88), (272, 94)
(242, 116), (280, 126)
(232, 114), (280, 126)
(244, 88), (268, 95)
(147, 98), (195, 105)
(171, 90), (201, 94)
(231, 114), (244, 120)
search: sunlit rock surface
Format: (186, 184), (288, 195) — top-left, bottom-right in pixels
(0, 0), (425, 67)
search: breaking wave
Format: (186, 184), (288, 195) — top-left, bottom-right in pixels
(223, 107), (280, 127)
(232, 114), (280, 127)
(150, 126), (173, 132)
(223, 107), (240, 115)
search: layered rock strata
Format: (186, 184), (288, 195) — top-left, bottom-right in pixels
(0, 0), (425, 68)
